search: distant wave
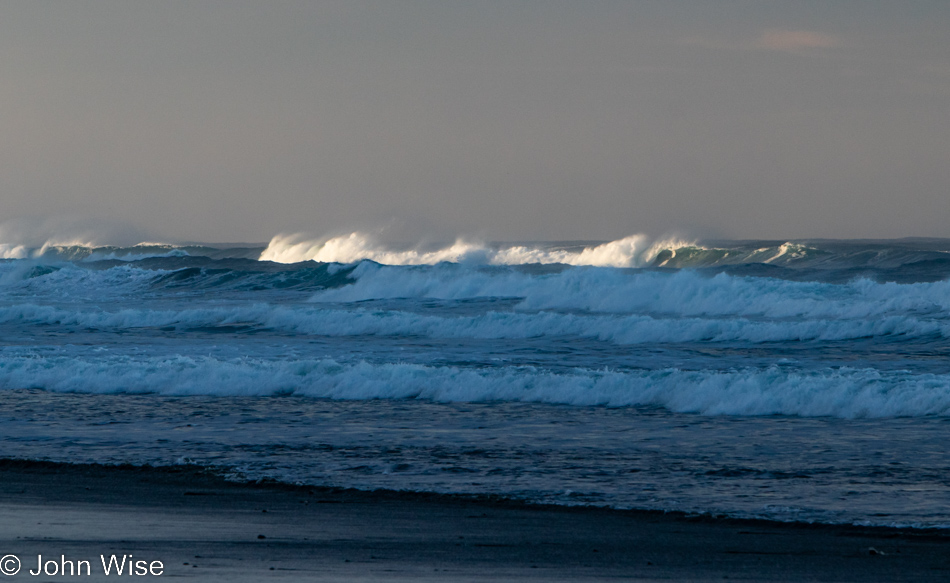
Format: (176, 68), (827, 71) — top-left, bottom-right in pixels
(259, 232), (696, 267)
(0, 241), (192, 261)
(3, 232), (949, 273)
(258, 232), (950, 273)
(1, 354), (949, 418)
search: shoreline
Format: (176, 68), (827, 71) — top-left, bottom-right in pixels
(2, 459), (949, 581)
(3, 457), (948, 535)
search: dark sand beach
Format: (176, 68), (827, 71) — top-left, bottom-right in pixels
(1, 460), (948, 582)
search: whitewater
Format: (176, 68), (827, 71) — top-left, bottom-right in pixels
(3, 232), (950, 527)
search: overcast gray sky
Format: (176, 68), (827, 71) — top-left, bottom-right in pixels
(1, 1), (948, 243)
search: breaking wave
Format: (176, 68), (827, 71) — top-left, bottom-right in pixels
(0, 355), (948, 418)
(0, 242), (191, 262)
(3, 231), (949, 274)
(259, 232), (694, 267)
(258, 232), (950, 273)
(4, 256), (950, 324)
(312, 262), (950, 318)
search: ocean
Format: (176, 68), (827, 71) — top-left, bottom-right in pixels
(2, 234), (950, 528)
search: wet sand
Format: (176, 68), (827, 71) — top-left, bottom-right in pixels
(1, 459), (948, 582)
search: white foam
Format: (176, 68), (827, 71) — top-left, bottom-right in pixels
(258, 232), (489, 265)
(0, 244), (31, 260)
(763, 242), (808, 263)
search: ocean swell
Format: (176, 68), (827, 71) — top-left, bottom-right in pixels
(0, 302), (947, 345)
(0, 355), (948, 418)
(313, 262), (950, 318)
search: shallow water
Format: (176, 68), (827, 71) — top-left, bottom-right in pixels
(3, 391), (950, 528)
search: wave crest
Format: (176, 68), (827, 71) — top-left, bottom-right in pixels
(259, 232), (696, 267)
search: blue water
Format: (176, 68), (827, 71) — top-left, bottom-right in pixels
(2, 235), (950, 527)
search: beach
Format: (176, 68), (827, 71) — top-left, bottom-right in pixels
(2, 460), (948, 582)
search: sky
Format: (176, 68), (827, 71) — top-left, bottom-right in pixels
(1, 1), (948, 244)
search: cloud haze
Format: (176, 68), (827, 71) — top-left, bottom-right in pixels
(0, 1), (948, 243)
(755, 29), (840, 53)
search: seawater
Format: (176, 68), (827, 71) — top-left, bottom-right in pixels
(2, 235), (950, 527)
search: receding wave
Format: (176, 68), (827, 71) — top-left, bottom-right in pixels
(1, 355), (948, 418)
